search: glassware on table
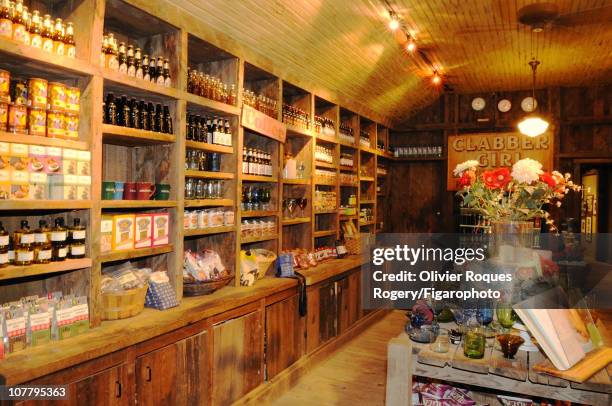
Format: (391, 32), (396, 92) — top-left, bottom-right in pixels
(496, 300), (517, 333)
(430, 328), (449, 353)
(463, 324), (486, 359)
(286, 198), (297, 218)
(497, 334), (524, 359)
(260, 187), (271, 211)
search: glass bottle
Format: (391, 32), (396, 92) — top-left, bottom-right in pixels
(11, 0), (25, 43)
(146, 102), (155, 130)
(228, 84), (237, 106)
(100, 35), (108, 67)
(22, 6), (30, 45)
(117, 41), (127, 73)
(129, 98), (139, 129)
(52, 18), (64, 56)
(41, 14), (53, 53)
(206, 117), (213, 144)
(14, 220), (34, 266)
(224, 119), (232, 146)
(463, 315), (486, 359)
(134, 48), (143, 79)
(186, 113), (193, 141)
(51, 218), (67, 262)
(0, 221), (9, 268)
(153, 104), (162, 132)
(148, 56), (156, 83)
(7, 235), (14, 265)
(142, 54), (150, 81)
(155, 57), (164, 86)
(105, 93), (117, 125)
(162, 105), (172, 134)
(64, 22), (75, 58)
(106, 33), (118, 71)
(33, 220), (51, 264)
(68, 218), (86, 259)
(138, 100), (148, 130)
(121, 95), (130, 127)
(162, 58), (171, 87)
(242, 147), (248, 174)
(0, 0), (12, 39)
(126, 45), (135, 77)
(29, 10), (41, 48)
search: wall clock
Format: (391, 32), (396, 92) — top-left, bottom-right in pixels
(521, 96), (537, 112)
(497, 99), (512, 113)
(471, 97), (486, 111)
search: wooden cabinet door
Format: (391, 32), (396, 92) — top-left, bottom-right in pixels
(265, 294), (304, 379)
(16, 364), (129, 406)
(212, 310), (263, 406)
(337, 272), (361, 334)
(318, 281), (337, 344)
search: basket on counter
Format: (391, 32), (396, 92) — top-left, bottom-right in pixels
(101, 284), (148, 320)
(345, 237), (362, 255)
(183, 274), (233, 297)
(252, 249), (277, 279)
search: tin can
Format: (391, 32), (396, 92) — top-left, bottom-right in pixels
(64, 113), (79, 139)
(28, 78), (48, 109)
(48, 82), (66, 110)
(46, 110), (65, 138)
(28, 107), (46, 136)
(7, 104), (27, 133)
(10, 80), (28, 105)
(0, 102), (7, 131)
(0, 69), (9, 102)
(65, 87), (80, 112)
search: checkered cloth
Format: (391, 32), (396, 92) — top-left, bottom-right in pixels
(145, 280), (179, 310)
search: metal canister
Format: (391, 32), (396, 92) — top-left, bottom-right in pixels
(28, 107), (46, 136)
(46, 109), (65, 138)
(0, 69), (9, 102)
(10, 80), (28, 105)
(27, 78), (48, 109)
(48, 82), (66, 110)
(64, 113), (79, 139)
(65, 86), (80, 113)
(0, 102), (7, 131)
(7, 103), (27, 133)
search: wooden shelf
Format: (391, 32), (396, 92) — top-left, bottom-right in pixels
(241, 234), (278, 244)
(558, 152), (612, 159)
(359, 176), (375, 182)
(315, 209), (338, 215)
(313, 229), (336, 238)
(392, 156), (445, 162)
(315, 161), (337, 169)
(360, 146), (377, 155)
(282, 178), (310, 185)
(185, 140), (234, 154)
(339, 140), (357, 148)
(360, 199), (375, 204)
(103, 69), (180, 100)
(359, 221), (375, 226)
(340, 215), (358, 220)
(339, 182), (358, 187)
(316, 134), (338, 144)
(99, 245), (174, 263)
(184, 199), (234, 208)
(102, 124), (176, 145)
(100, 200), (178, 209)
(242, 210), (278, 218)
(314, 179), (337, 186)
(184, 170), (234, 180)
(0, 258), (93, 281)
(0, 132), (89, 150)
(282, 217), (311, 225)
(0, 200), (92, 211)
(183, 91), (241, 116)
(285, 124), (313, 137)
(184, 226), (235, 237)
(242, 174), (277, 182)
(339, 165), (356, 172)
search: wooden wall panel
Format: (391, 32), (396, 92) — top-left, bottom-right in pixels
(265, 294), (305, 379)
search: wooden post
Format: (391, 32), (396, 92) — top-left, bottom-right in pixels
(385, 333), (413, 406)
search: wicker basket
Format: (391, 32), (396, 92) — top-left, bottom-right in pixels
(252, 249), (277, 279)
(183, 274), (233, 297)
(345, 237), (362, 255)
(101, 284), (148, 320)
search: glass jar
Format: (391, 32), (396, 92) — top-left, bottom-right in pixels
(463, 317), (486, 359)
(185, 178), (195, 199)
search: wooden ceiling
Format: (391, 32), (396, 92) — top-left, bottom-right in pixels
(174, 0), (612, 125)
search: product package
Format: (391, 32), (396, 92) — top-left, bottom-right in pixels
(134, 214), (153, 248)
(152, 212), (169, 246)
(29, 172), (48, 199)
(10, 170), (29, 199)
(71, 296), (89, 336)
(0, 168), (9, 199)
(4, 306), (27, 353)
(77, 150), (91, 176)
(62, 148), (78, 175)
(26, 301), (51, 347)
(28, 145), (46, 173)
(45, 147), (62, 174)
(9, 143), (29, 172)
(77, 175), (91, 200)
(101, 264), (150, 293)
(145, 271), (179, 310)
(112, 214), (135, 251)
(184, 249), (228, 283)
(100, 215), (113, 253)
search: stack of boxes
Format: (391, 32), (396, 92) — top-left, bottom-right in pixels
(100, 212), (170, 253)
(0, 142), (91, 200)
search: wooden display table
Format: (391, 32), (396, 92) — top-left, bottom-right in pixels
(385, 331), (611, 405)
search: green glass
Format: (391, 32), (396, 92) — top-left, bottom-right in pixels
(496, 301), (517, 330)
(463, 328), (486, 359)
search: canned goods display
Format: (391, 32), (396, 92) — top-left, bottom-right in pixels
(28, 107), (46, 136)
(64, 113), (79, 138)
(10, 80), (28, 105)
(0, 69), (9, 101)
(48, 82), (66, 110)
(46, 109), (65, 138)
(28, 78), (48, 109)
(65, 87), (80, 112)
(0, 102), (7, 131)
(7, 103), (27, 133)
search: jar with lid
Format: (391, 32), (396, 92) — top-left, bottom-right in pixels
(8, 103), (26, 133)
(51, 218), (67, 262)
(0, 69), (10, 101)
(68, 218), (86, 259)
(33, 220), (52, 264)
(28, 106), (46, 136)
(0, 221), (9, 268)
(27, 78), (48, 108)
(14, 220), (34, 266)
(46, 109), (65, 138)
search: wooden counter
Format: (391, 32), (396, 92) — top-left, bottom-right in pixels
(0, 255), (366, 385)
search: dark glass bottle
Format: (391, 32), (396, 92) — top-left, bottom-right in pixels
(186, 113), (193, 141)
(153, 104), (162, 132)
(194, 115), (202, 142)
(0, 221), (9, 268)
(162, 105), (172, 134)
(105, 93), (117, 125)
(148, 57), (156, 83)
(129, 98), (139, 129)
(139, 100), (149, 130)
(142, 54), (150, 81)
(121, 95), (130, 127)
(146, 102), (155, 130)
(134, 48), (143, 79)
(210, 153), (220, 172)
(117, 42), (127, 73)
(162, 58), (171, 87)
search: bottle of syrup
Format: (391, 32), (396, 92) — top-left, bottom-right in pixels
(68, 218), (86, 259)
(0, 221), (9, 268)
(51, 218), (67, 262)
(14, 220), (34, 266)
(33, 220), (52, 264)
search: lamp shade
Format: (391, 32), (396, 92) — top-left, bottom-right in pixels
(518, 116), (549, 137)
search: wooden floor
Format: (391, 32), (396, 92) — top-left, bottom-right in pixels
(271, 310), (406, 406)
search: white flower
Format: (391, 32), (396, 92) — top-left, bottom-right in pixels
(453, 160), (479, 176)
(556, 201), (562, 207)
(511, 158), (543, 184)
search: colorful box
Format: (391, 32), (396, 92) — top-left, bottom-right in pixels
(134, 213), (153, 249)
(0, 169), (9, 200)
(28, 172), (47, 200)
(100, 215), (113, 253)
(0, 142), (10, 172)
(62, 148), (78, 175)
(28, 145), (46, 173)
(10, 170), (29, 199)
(77, 150), (91, 176)
(9, 143), (29, 172)
(112, 214), (135, 251)
(45, 147), (62, 174)
(49, 174), (78, 200)
(77, 175), (91, 200)
(152, 212), (170, 246)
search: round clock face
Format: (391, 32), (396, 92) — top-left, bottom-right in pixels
(471, 97), (486, 111)
(497, 99), (512, 113)
(521, 97), (537, 112)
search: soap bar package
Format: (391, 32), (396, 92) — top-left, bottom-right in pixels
(10, 170), (29, 199)
(152, 212), (169, 246)
(0, 169), (9, 200)
(77, 175), (91, 200)
(28, 172), (48, 200)
(27, 305), (51, 347)
(134, 214), (153, 249)
(45, 147), (62, 174)
(49, 174), (78, 200)
(28, 145), (46, 173)
(71, 296), (89, 336)
(100, 215), (113, 253)
(9, 143), (29, 172)
(62, 148), (78, 175)
(77, 150), (91, 176)
(53, 302), (73, 340)
(0, 142), (9, 172)
(112, 214), (135, 251)
(4, 308), (26, 353)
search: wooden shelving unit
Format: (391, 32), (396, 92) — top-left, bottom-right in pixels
(99, 245), (175, 263)
(0, 258), (93, 281)
(100, 200), (178, 209)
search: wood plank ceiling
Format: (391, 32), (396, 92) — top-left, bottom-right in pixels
(175, 0), (612, 125)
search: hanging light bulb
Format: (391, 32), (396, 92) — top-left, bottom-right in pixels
(388, 12), (400, 31)
(431, 71), (441, 85)
(518, 59), (549, 137)
(406, 35), (416, 52)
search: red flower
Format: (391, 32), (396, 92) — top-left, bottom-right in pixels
(482, 168), (511, 189)
(457, 171), (472, 188)
(539, 172), (556, 188)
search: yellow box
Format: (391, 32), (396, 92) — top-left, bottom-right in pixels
(0, 169), (10, 200)
(100, 215), (113, 253)
(134, 214), (153, 249)
(45, 147), (62, 174)
(112, 214), (135, 251)
(10, 143), (29, 172)
(0, 142), (10, 172)
(10, 170), (29, 199)
(152, 212), (169, 246)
